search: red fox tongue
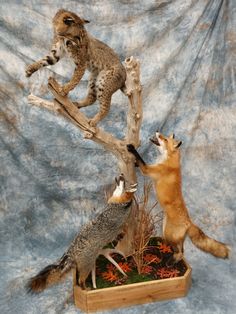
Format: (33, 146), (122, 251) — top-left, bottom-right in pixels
(150, 137), (160, 146)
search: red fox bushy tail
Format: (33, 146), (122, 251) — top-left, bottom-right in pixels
(27, 254), (74, 293)
(187, 223), (230, 259)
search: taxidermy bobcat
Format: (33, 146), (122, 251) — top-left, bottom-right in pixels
(127, 132), (230, 263)
(25, 9), (126, 126)
(27, 175), (137, 292)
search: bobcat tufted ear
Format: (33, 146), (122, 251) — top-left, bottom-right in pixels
(82, 19), (90, 24)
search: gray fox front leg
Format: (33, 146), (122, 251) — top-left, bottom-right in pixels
(25, 40), (64, 77)
(91, 264), (97, 289)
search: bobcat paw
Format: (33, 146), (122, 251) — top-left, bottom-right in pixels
(73, 101), (80, 107)
(25, 65), (35, 77)
(75, 101), (84, 108)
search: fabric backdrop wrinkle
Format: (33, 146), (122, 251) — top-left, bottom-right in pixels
(0, 0), (235, 313)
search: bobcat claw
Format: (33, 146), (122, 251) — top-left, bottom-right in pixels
(25, 71), (32, 78)
(25, 65), (35, 77)
(73, 101), (81, 108)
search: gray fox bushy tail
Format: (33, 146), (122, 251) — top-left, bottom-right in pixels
(27, 254), (74, 293)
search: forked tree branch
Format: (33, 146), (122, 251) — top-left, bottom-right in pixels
(28, 56), (142, 255)
(28, 56), (142, 185)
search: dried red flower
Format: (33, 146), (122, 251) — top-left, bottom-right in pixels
(156, 267), (180, 279)
(141, 265), (153, 274)
(106, 263), (115, 272)
(158, 243), (172, 253)
(143, 253), (161, 264)
(118, 262), (132, 273)
(101, 270), (119, 282)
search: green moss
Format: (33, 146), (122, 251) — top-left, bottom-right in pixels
(79, 237), (187, 290)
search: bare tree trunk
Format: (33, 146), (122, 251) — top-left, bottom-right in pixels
(28, 56), (142, 255)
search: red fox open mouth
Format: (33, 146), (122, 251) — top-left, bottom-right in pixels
(150, 137), (160, 146)
(149, 132), (160, 146)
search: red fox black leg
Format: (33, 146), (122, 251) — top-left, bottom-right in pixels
(173, 242), (184, 263)
(166, 242), (184, 266)
(127, 144), (146, 166)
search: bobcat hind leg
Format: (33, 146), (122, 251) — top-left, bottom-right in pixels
(89, 69), (123, 126)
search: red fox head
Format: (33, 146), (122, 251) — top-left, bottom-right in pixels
(150, 131), (182, 158)
(108, 174), (137, 204)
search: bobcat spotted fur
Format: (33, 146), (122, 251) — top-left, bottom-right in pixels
(26, 9), (126, 126)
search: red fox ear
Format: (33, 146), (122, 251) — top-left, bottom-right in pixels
(175, 141), (182, 148)
(170, 133), (175, 139)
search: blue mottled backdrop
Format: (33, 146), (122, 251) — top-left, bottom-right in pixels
(0, 0), (236, 313)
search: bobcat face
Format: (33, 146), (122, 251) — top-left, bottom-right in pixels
(53, 9), (89, 38)
(150, 132), (182, 156)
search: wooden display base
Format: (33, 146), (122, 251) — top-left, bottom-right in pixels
(73, 259), (191, 313)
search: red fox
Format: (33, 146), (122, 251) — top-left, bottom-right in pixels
(27, 174), (137, 293)
(127, 132), (230, 262)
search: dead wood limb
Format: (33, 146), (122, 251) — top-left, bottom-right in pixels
(27, 56), (142, 255)
(124, 56), (142, 146)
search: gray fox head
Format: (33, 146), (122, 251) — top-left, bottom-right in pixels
(108, 174), (137, 204)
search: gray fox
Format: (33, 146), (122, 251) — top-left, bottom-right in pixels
(27, 174), (137, 292)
